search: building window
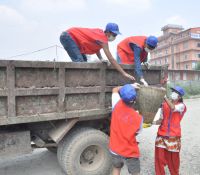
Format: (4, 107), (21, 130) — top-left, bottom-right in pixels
(192, 62), (196, 70)
(165, 49), (168, 54)
(185, 64), (189, 70)
(198, 43), (200, 47)
(198, 54), (200, 58)
(183, 42), (188, 49)
(184, 54), (188, 60)
(165, 57), (168, 64)
(176, 45), (180, 52)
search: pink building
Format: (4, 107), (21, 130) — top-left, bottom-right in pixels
(150, 24), (200, 70)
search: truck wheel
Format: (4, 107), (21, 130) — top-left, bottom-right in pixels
(57, 127), (111, 175)
(47, 147), (57, 153)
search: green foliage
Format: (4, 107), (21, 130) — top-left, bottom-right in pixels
(195, 62), (200, 70)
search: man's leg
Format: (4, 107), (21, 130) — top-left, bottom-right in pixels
(60, 32), (85, 62)
(110, 152), (124, 175)
(155, 147), (166, 175)
(117, 48), (130, 64)
(126, 157), (140, 175)
(166, 151), (180, 175)
(112, 167), (121, 175)
(82, 54), (87, 62)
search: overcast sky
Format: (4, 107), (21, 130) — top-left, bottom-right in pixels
(0, 0), (200, 61)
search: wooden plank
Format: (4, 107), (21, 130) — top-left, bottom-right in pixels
(99, 63), (106, 109)
(7, 62), (16, 117)
(0, 60), (163, 70)
(49, 118), (79, 143)
(0, 108), (111, 126)
(0, 89), (8, 96)
(58, 64), (65, 112)
(15, 87), (59, 96)
(65, 87), (101, 94)
(13, 87), (102, 96)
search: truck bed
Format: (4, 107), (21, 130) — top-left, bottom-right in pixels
(0, 60), (163, 126)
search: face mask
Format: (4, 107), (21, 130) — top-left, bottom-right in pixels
(171, 92), (179, 101)
(108, 35), (116, 42)
(144, 47), (151, 53)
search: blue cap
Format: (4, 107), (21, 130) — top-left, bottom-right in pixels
(105, 23), (121, 35)
(146, 36), (158, 48)
(170, 86), (185, 96)
(119, 84), (137, 103)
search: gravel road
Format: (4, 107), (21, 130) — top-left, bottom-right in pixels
(0, 98), (199, 175)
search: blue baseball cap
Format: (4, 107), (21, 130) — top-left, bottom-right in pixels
(119, 84), (137, 103)
(105, 23), (121, 35)
(170, 86), (185, 96)
(146, 36), (158, 48)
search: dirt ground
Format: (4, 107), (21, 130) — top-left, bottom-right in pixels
(0, 98), (199, 175)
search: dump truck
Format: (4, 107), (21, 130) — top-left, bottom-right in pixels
(0, 60), (166, 175)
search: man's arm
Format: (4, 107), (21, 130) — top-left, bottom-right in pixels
(130, 43), (148, 86)
(101, 43), (135, 81)
(152, 108), (163, 125)
(164, 96), (175, 110)
(96, 51), (103, 61)
(112, 86), (121, 109)
(130, 43), (143, 78)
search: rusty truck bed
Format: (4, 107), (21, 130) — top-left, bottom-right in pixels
(0, 60), (164, 126)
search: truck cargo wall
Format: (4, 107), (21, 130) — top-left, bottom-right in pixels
(0, 60), (163, 126)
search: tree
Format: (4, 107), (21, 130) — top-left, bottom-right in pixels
(195, 62), (200, 70)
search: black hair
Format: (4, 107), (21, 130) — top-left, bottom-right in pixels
(179, 97), (183, 103)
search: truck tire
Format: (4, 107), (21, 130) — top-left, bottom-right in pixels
(57, 127), (111, 175)
(47, 147), (57, 153)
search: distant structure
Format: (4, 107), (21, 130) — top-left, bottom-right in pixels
(150, 24), (200, 70)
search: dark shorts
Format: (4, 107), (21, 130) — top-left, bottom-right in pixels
(110, 152), (140, 174)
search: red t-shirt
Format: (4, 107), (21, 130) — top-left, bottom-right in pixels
(67, 27), (108, 54)
(109, 99), (142, 158)
(117, 36), (148, 64)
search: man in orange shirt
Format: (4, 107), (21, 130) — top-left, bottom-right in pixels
(109, 83), (143, 175)
(117, 36), (158, 86)
(60, 23), (135, 81)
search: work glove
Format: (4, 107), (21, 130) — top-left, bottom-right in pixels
(131, 83), (141, 89)
(140, 78), (148, 86)
(143, 123), (152, 128)
(143, 62), (151, 69)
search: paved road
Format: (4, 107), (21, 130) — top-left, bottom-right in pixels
(0, 98), (199, 175)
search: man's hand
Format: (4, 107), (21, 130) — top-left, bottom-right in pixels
(101, 59), (111, 66)
(123, 72), (135, 81)
(140, 78), (148, 86)
(131, 83), (141, 89)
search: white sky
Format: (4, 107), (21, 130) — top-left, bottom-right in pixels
(0, 0), (199, 61)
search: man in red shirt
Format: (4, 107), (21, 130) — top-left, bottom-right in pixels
(109, 83), (143, 175)
(60, 23), (135, 81)
(117, 36), (158, 86)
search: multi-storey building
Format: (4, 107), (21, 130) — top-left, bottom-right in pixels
(150, 24), (200, 70)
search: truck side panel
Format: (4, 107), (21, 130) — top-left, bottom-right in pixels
(0, 60), (163, 126)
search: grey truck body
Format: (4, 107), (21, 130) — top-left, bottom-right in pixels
(0, 60), (165, 174)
